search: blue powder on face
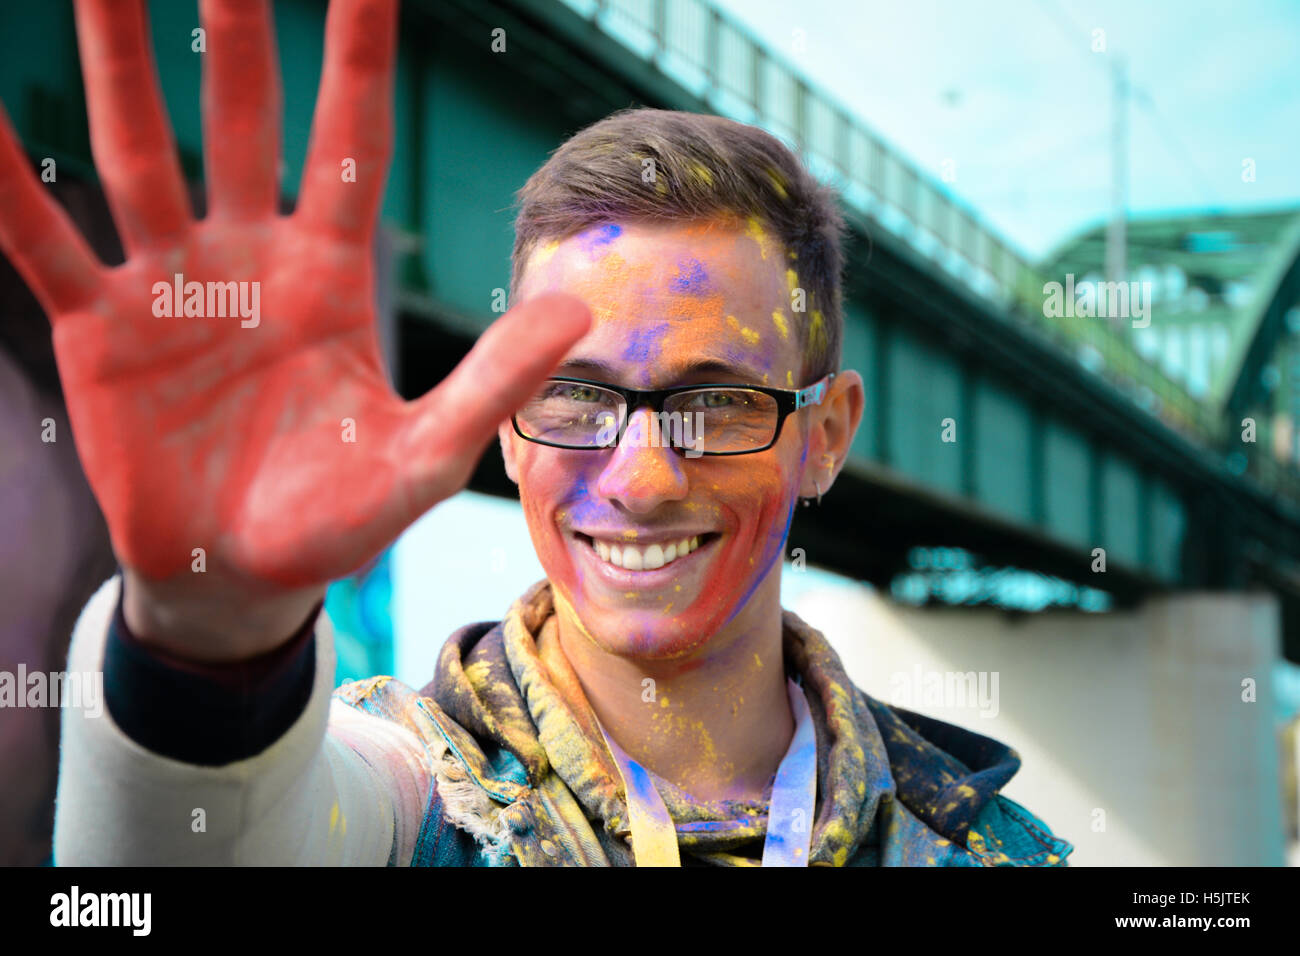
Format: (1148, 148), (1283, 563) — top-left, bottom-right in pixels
(669, 257), (711, 294)
(582, 223), (623, 251)
(621, 322), (671, 363)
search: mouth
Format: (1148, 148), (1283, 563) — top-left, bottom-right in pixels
(573, 531), (722, 574)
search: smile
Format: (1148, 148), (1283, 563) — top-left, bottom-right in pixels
(574, 532), (720, 571)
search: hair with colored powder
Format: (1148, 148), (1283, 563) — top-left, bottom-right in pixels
(510, 108), (848, 382)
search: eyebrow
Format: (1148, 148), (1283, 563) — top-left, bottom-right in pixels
(556, 356), (767, 386)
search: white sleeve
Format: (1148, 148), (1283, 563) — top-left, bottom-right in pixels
(52, 575), (436, 866)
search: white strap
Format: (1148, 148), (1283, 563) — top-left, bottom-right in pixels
(596, 678), (817, 867)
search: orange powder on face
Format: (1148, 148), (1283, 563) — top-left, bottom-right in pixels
(663, 290), (728, 324)
(573, 249), (658, 315)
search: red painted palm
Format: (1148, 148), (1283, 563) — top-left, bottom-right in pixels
(0, 0), (588, 593)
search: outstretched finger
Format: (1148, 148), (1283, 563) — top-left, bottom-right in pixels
(0, 103), (103, 316)
(401, 292), (592, 504)
(294, 0), (397, 243)
(73, 0), (192, 254)
(200, 0), (281, 221)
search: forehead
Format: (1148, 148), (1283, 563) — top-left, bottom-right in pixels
(517, 219), (803, 388)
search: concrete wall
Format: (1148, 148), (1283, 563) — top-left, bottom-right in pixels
(787, 583), (1288, 865)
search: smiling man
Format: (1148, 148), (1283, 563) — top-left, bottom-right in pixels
(4, 0), (1073, 867)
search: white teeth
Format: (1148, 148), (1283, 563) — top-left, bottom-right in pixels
(588, 534), (708, 570)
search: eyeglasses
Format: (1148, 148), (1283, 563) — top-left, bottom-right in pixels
(512, 373), (836, 456)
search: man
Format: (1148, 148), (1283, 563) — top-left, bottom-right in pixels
(1, 0), (1072, 866)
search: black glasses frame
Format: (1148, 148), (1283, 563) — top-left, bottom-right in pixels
(511, 372), (836, 456)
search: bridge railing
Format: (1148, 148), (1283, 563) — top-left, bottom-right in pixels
(564, 0), (1224, 445)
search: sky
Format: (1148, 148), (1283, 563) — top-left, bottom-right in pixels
(709, 0), (1300, 260)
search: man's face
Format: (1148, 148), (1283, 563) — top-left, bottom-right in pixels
(502, 218), (815, 660)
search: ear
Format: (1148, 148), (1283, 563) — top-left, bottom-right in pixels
(799, 370), (864, 499)
(499, 420), (520, 485)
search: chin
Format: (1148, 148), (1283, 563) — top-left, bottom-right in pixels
(547, 528), (778, 663)
(563, 599), (742, 662)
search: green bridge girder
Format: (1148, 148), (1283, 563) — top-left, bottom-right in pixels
(4, 0), (1300, 657)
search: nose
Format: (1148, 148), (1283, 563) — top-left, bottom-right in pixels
(595, 407), (689, 514)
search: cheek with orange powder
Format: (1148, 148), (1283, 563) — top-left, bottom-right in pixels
(516, 441), (803, 659)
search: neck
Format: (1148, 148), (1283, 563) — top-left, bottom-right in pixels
(552, 570), (795, 804)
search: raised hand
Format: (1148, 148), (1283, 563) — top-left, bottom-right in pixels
(0, 0), (589, 657)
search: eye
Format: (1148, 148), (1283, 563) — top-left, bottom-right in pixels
(698, 390), (735, 407)
(554, 383), (602, 402)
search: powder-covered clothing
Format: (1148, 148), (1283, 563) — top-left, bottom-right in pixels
(54, 575), (1073, 867)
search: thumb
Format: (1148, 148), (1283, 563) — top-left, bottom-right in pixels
(399, 291), (591, 505)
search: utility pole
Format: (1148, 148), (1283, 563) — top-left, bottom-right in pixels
(1105, 55), (1128, 286)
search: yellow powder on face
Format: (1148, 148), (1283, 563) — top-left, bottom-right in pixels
(725, 314), (760, 345)
(771, 308), (789, 339)
(786, 369), (794, 386)
(753, 652), (763, 669)
(745, 216), (775, 259)
(531, 239), (560, 271)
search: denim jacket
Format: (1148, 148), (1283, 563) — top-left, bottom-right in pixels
(337, 580), (1074, 867)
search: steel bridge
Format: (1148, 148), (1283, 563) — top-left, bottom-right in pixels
(4, 0), (1300, 658)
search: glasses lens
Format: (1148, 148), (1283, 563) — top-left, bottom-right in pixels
(665, 388), (779, 453)
(516, 381), (624, 447)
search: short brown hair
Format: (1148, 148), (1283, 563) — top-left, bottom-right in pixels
(510, 108), (847, 382)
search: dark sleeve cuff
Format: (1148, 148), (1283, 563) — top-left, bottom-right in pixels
(103, 589), (322, 766)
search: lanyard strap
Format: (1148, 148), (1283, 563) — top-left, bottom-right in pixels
(596, 678), (817, 867)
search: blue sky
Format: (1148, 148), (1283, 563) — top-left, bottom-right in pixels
(711, 0), (1300, 260)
